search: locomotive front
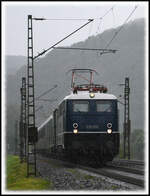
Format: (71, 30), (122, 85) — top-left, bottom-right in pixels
(64, 91), (120, 163)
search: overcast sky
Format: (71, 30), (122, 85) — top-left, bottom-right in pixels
(2, 1), (148, 57)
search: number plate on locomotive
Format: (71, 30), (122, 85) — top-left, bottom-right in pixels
(86, 125), (99, 129)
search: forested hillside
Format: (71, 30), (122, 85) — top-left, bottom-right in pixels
(5, 18), (146, 159)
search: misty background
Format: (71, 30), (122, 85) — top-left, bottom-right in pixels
(2, 2), (148, 160)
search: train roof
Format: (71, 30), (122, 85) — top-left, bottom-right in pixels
(38, 115), (53, 131)
(63, 91), (117, 100)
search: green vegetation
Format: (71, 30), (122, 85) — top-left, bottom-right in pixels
(6, 155), (53, 190)
(84, 174), (95, 180)
(67, 168), (95, 180)
(67, 168), (82, 178)
(110, 185), (119, 190)
(130, 129), (144, 160)
(119, 129), (144, 160)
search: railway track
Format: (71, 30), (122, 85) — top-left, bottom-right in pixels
(105, 163), (144, 175)
(108, 159), (145, 172)
(112, 159), (144, 166)
(76, 164), (144, 188)
(37, 154), (145, 188)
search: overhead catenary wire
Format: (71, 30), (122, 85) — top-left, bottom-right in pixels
(33, 6), (115, 21)
(88, 20), (94, 38)
(34, 19), (94, 60)
(33, 6), (119, 60)
(35, 85), (58, 100)
(33, 5), (138, 60)
(95, 6), (139, 95)
(95, 5), (115, 34)
(96, 18), (102, 35)
(98, 5), (115, 20)
(53, 46), (117, 53)
(81, 7), (115, 64)
(110, 6), (117, 38)
(33, 18), (93, 21)
(29, 85), (58, 104)
(104, 5), (138, 49)
(37, 98), (57, 102)
(95, 6), (116, 57)
(32, 6), (138, 98)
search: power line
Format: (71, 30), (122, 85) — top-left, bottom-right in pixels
(88, 20), (94, 37)
(98, 6), (115, 20)
(96, 19), (102, 34)
(29, 85), (58, 104)
(53, 46), (117, 53)
(118, 99), (124, 106)
(35, 85), (58, 100)
(104, 5), (138, 49)
(95, 6), (116, 56)
(35, 105), (43, 112)
(34, 19), (94, 60)
(33, 18), (93, 21)
(32, 6), (114, 21)
(37, 98), (57, 102)
(33, 6), (118, 60)
(111, 7), (116, 30)
(96, 6), (115, 35)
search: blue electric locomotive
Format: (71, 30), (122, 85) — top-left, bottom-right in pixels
(37, 90), (120, 165)
(37, 69), (120, 166)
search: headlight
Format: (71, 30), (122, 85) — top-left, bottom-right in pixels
(107, 129), (112, 134)
(90, 92), (95, 98)
(73, 129), (78, 134)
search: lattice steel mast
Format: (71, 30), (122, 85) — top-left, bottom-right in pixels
(19, 87), (24, 162)
(14, 120), (18, 155)
(27, 15), (38, 177)
(19, 77), (27, 162)
(123, 77), (131, 159)
(22, 77), (27, 161)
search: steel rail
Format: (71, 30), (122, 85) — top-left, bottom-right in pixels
(36, 154), (144, 188)
(113, 159), (144, 166)
(105, 164), (144, 175)
(77, 164), (144, 188)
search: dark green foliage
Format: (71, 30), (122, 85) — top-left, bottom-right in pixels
(119, 129), (144, 160)
(118, 132), (124, 159)
(130, 129), (144, 160)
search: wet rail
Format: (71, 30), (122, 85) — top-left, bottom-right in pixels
(36, 154), (145, 188)
(112, 159), (144, 166)
(77, 164), (144, 187)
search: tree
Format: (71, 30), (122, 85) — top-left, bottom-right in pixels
(131, 129), (144, 160)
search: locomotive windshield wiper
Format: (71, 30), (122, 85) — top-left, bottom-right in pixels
(103, 106), (112, 112)
(76, 109), (81, 112)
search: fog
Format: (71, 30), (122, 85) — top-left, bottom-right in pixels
(3, 2), (147, 57)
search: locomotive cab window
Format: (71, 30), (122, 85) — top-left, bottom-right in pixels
(73, 101), (89, 112)
(96, 101), (112, 112)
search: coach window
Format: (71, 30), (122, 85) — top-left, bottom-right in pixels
(96, 101), (112, 112)
(73, 101), (89, 112)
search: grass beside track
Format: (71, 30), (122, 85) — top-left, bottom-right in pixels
(6, 155), (53, 190)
